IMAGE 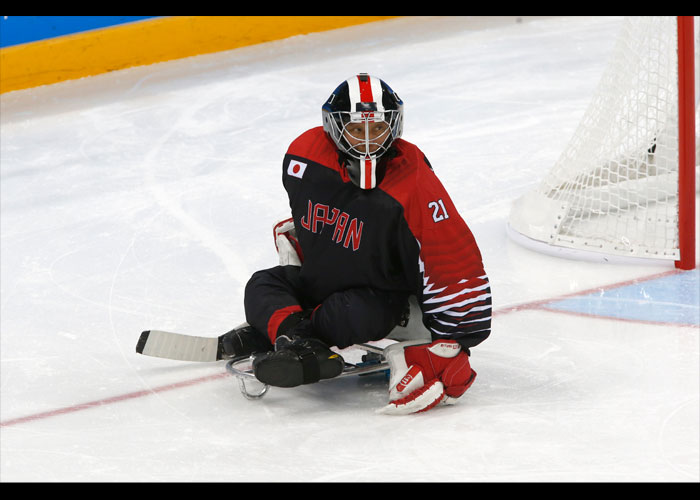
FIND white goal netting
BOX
[508,16,699,263]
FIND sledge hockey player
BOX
[221,74,492,414]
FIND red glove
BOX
[379,339,476,415]
[273,218,303,266]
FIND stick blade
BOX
[136,330,220,362]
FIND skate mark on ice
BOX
[141,94,249,282]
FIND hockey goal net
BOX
[508,16,698,269]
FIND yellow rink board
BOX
[0,16,398,93]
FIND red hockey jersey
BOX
[282,127,491,348]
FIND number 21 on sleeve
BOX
[428,199,449,222]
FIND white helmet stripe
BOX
[369,76,384,111]
[346,76,363,111]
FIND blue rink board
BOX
[0,16,159,48]
[544,269,700,326]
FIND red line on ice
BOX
[1,268,690,428]
[0,372,230,428]
[493,268,685,320]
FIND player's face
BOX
[342,120,390,155]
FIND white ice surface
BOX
[1,16,698,482]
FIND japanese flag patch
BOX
[287,160,307,179]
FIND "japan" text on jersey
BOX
[299,200,364,251]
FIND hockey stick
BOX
[136,327,396,364]
[135,329,228,362]
[137,328,392,400]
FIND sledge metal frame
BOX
[225,343,389,400]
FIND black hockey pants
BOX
[244,265,410,349]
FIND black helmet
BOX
[322,74,403,189]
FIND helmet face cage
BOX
[325,109,402,161]
[322,74,403,189]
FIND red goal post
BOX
[677,16,696,270]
